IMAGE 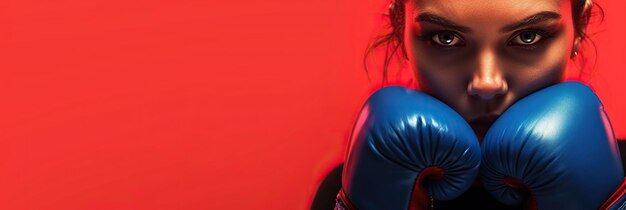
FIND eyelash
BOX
[418,31,466,49]
[508,29,555,50]
[419,29,555,50]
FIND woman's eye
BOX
[431,31,464,47]
[510,31,544,45]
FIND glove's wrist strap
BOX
[601,178,626,210]
[335,189,356,210]
[334,166,444,210]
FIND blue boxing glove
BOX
[335,86,481,210]
[481,81,626,210]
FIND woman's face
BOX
[403,0,580,140]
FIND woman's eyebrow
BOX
[500,11,561,33]
[415,11,562,33]
[415,12,471,33]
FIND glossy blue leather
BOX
[481,81,624,209]
[342,86,481,210]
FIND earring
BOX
[573,51,578,57]
[585,0,593,11]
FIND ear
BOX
[572,0,591,58]
[571,36,582,58]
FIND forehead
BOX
[412,0,566,23]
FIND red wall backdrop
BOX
[1,0,625,209]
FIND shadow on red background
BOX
[1,0,625,209]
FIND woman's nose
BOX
[467,50,508,100]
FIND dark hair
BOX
[363,0,605,85]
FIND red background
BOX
[1,0,625,209]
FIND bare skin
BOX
[402,0,581,140]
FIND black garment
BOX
[310,139,626,210]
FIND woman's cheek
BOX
[505,57,566,109]
[416,64,471,113]
[492,35,569,106]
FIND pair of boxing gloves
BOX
[335,81,626,210]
